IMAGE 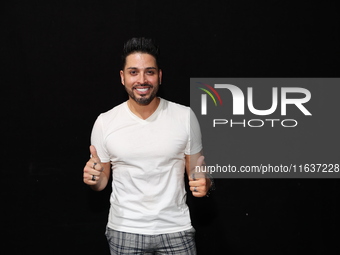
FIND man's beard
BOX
[125,84,159,105]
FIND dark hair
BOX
[122,37,160,69]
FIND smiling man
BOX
[120,50,161,119]
[83,37,212,254]
[122,53,159,106]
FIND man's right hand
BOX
[83,145,105,186]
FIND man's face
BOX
[120,52,162,105]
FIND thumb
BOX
[196,155,205,167]
[189,155,205,181]
[90,145,101,162]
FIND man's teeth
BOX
[136,88,149,92]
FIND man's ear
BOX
[120,70,125,85]
[159,69,162,85]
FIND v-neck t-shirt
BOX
[91,98,202,235]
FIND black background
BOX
[2,1,339,254]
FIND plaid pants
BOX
[105,227,197,255]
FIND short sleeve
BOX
[185,108,203,155]
[90,115,110,163]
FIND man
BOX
[83,37,212,254]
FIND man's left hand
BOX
[188,155,210,197]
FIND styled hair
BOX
[122,37,160,69]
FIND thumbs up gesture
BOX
[83,145,106,188]
[188,155,210,197]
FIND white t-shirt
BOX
[91,98,202,235]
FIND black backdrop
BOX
[2,1,339,254]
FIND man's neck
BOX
[127,97,160,120]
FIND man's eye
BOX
[130,71,137,75]
[146,70,155,75]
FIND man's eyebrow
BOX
[126,67,157,70]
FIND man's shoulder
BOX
[98,101,126,120]
[161,98,190,112]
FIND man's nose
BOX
[137,72,148,84]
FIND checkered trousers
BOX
[105,227,197,255]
